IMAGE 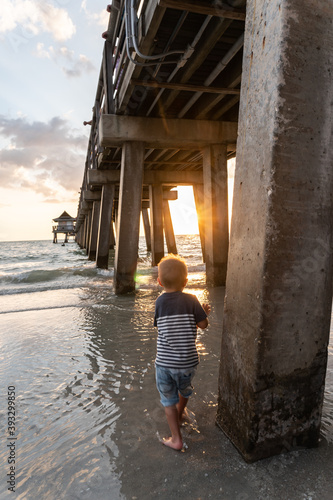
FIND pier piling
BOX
[96,184,115,268]
[88,200,101,261]
[216,0,333,461]
[150,183,165,267]
[114,141,144,294]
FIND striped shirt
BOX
[154,291,207,369]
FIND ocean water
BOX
[0,237,332,500]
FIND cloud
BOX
[80,0,109,28]
[0,115,87,198]
[0,0,76,41]
[36,43,96,77]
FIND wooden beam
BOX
[87,169,203,186]
[99,115,238,148]
[131,79,241,95]
[158,0,246,20]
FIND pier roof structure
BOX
[76,0,245,225]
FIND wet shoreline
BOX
[0,284,332,499]
[0,239,332,499]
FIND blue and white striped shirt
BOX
[154,291,207,369]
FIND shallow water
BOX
[0,238,332,499]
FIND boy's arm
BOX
[197,318,208,329]
[196,303,211,329]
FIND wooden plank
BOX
[131,79,241,94]
[158,0,246,20]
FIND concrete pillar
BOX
[82,219,87,249]
[142,207,151,251]
[216,0,333,462]
[114,141,144,294]
[163,199,177,254]
[96,184,115,268]
[193,184,206,262]
[85,210,92,254]
[79,226,84,248]
[109,220,115,250]
[149,183,164,266]
[203,144,229,285]
[88,201,100,261]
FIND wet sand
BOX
[114,288,333,500]
[1,282,332,499]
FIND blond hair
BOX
[158,254,187,290]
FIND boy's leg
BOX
[177,394,189,422]
[163,405,183,450]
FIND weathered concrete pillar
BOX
[82,218,87,250]
[163,199,177,254]
[96,184,115,268]
[114,141,144,294]
[216,0,333,462]
[193,184,206,262]
[203,144,229,285]
[78,226,84,248]
[88,200,100,261]
[85,210,92,254]
[109,220,115,250]
[142,207,151,252]
[149,183,164,266]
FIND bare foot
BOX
[162,437,183,450]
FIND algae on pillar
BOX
[216,0,333,461]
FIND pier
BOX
[76,1,333,462]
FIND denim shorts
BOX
[155,365,197,407]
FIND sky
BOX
[0,0,235,242]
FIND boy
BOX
[154,254,211,450]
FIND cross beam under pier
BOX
[99,115,237,149]
[87,169,203,186]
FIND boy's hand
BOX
[202,303,211,315]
